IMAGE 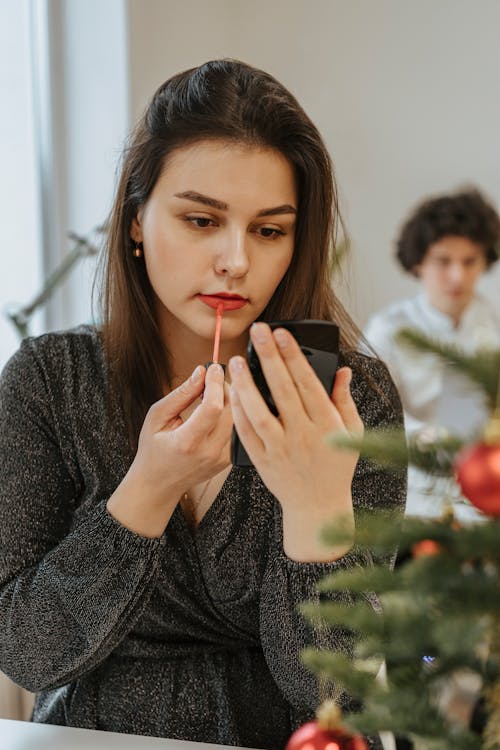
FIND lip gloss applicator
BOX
[205,302,225,371]
[212,302,223,364]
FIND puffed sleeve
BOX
[259,353,406,726]
[0,337,163,693]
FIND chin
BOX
[445,300,469,319]
[190,317,249,342]
[449,296,469,308]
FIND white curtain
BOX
[0,671,34,721]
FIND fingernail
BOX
[209,363,224,379]
[345,368,352,387]
[191,365,204,383]
[229,356,245,374]
[251,322,269,343]
[273,328,289,348]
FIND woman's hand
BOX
[107,363,232,537]
[229,323,364,562]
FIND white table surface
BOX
[0,719,245,750]
[0,718,397,750]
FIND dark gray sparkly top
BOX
[0,326,405,750]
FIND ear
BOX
[412,263,422,278]
[130,214,143,243]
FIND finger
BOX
[148,365,206,431]
[272,327,334,424]
[207,381,234,442]
[229,384,265,463]
[249,323,303,425]
[228,354,282,448]
[180,363,227,441]
[330,367,364,435]
[203,363,226,411]
[211,381,235,463]
[219,428,233,466]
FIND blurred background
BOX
[1,0,500,719]
[2,0,500,372]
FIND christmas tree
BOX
[294,329,500,750]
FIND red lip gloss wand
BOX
[206,302,224,370]
[212,302,224,364]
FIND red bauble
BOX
[412,539,442,557]
[455,442,500,516]
[285,721,368,750]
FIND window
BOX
[0,0,43,370]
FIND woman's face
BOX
[131,139,297,351]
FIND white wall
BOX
[127,0,500,327]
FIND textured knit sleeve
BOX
[259,354,406,723]
[0,337,163,693]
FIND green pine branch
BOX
[319,513,500,563]
[396,328,500,409]
[300,599,383,635]
[329,329,500,482]
[304,320,500,747]
[300,513,500,746]
[329,428,465,475]
[318,512,427,562]
[301,648,381,699]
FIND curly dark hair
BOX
[396,188,500,275]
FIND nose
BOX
[447,263,467,284]
[214,228,250,278]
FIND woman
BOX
[0,60,405,749]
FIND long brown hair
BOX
[98,59,363,447]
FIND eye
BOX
[256,226,286,240]
[184,216,216,229]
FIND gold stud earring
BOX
[133,241,143,258]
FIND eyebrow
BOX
[173,190,297,217]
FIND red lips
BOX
[197,293,248,311]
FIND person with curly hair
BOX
[365,187,500,519]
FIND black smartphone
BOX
[230,320,340,467]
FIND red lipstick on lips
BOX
[198,292,248,311]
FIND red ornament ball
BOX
[285,721,368,750]
[412,539,442,558]
[455,442,500,516]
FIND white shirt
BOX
[364,292,500,519]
